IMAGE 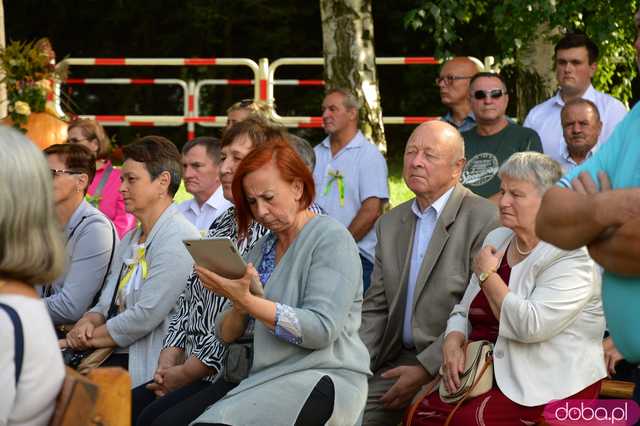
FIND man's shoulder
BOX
[456,189,498,222]
[506,122,540,138]
[378,199,413,228]
[524,95,559,123]
[592,88,627,111]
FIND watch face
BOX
[479,272,489,282]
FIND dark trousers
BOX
[132,378,237,426]
[194,375,335,426]
[360,254,373,294]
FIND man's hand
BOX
[379,364,431,409]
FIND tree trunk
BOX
[319,0,386,153]
[515,24,558,122]
[0,0,6,118]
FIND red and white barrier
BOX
[58,56,492,136]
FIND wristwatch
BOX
[477,270,495,285]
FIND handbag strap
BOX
[404,376,441,426]
[443,351,493,426]
[0,303,24,385]
[93,163,113,199]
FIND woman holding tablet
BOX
[193,139,370,426]
[63,136,199,388]
[131,118,278,426]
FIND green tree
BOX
[320,0,387,152]
[407,0,638,118]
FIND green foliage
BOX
[0,39,66,130]
[407,0,638,104]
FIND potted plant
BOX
[0,38,69,149]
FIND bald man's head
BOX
[403,121,466,204]
[438,57,480,109]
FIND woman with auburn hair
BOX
[0,127,66,425]
[42,144,117,329]
[67,118,136,238]
[132,118,285,426]
[193,139,370,426]
[63,135,199,387]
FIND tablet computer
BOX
[183,238,264,296]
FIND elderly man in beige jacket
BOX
[359,121,498,425]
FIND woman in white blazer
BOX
[409,152,606,426]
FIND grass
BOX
[174,157,414,209]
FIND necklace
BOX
[514,237,535,256]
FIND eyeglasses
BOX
[50,169,82,177]
[435,75,473,86]
[472,89,507,100]
[67,137,92,144]
[238,99,255,107]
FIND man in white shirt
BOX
[178,137,232,234]
[558,98,602,173]
[313,88,389,292]
[524,33,627,163]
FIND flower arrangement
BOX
[0,38,67,130]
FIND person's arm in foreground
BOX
[537,172,640,275]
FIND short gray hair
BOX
[498,152,562,195]
[326,88,361,111]
[0,127,65,285]
[287,134,316,171]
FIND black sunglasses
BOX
[473,89,506,100]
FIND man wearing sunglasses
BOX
[437,57,481,133]
[523,33,627,164]
[461,72,543,202]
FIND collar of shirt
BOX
[186,185,228,215]
[441,111,476,128]
[553,84,597,107]
[320,130,366,152]
[66,200,91,235]
[410,186,454,221]
[560,143,596,166]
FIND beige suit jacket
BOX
[360,183,498,375]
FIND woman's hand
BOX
[473,245,503,277]
[196,263,259,307]
[154,365,192,392]
[66,320,96,350]
[442,332,466,393]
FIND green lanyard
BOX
[323,169,345,207]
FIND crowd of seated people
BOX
[3,20,640,425]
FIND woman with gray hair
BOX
[407,152,606,425]
[0,127,66,425]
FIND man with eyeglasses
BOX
[461,72,542,202]
[524,33,627,164]
[437,57,481,133]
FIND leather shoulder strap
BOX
[0,303,24,384]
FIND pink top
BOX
[88,160,136,238]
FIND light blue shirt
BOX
[313,130,389,262]
[558,102,640,362]
[441,111,476,133]
[403,187,454,347]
